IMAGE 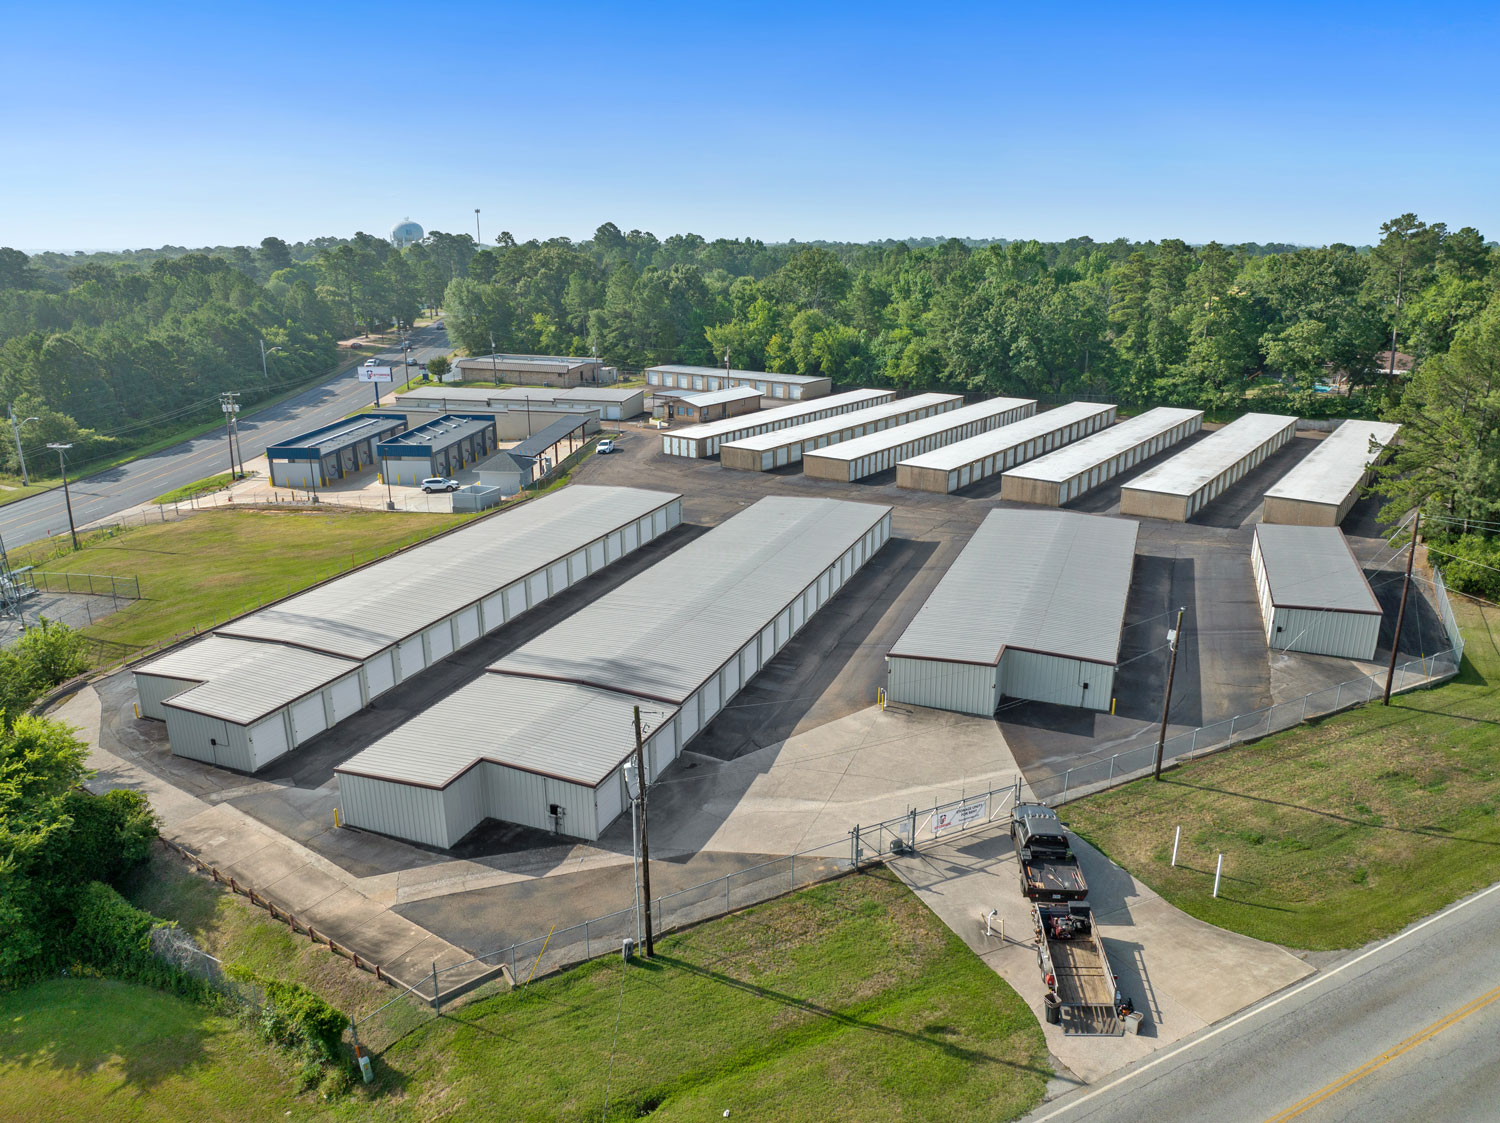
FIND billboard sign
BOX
[931,797,987,836]
[357,366,394,383]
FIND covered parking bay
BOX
[1251,524,1383,660]
[802,396,1036,482]
[1120,413,1297,522]
[1000,406,1203,506]
[897,401,1117,494]
[720,393,960,472]
[138,486,683,770]
[886,509,1139,715]
[336,495,894,848]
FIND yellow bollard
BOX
[133,702,140,718]
[1110,697,1117,715]
[334,807,342,828]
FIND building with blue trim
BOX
[377,414,498,485]
[266,414,409,489]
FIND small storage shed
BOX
[886,509,1139,714]
[661,389,895,458]
[377,414,497,485]
[266,414,408,488]
[1120,413,1297,521]
[668,386,762,424]
[803,397,1037,482]
[719,393,961,472]
[1251,524,1382,660]
[897,402,1117,494]
[1261,420,1402,526]
[1000,407,1203,506]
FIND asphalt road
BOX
[1022,880,1500,1123]
[0,323,451,548]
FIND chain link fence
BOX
[22,570,141,598]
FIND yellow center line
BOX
[1265,983,1500,1122]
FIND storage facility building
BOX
[266,414,408,488]
[138,486,684,770]
[336,496,893,848]
[451,354,607,386]
[896,402,1116,494]
[720,393,961,472]
[376,415,497,485]
[803,397,1036,482]
[664,386,762,424]
[661,389,896,458]
[1000,407,1203,506]
[1251,524,1382,660]
[1119,413,1298,522]
[1261,420,1401,526]
[645,364,831,402]
[886,509,1139,715]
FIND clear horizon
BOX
[6,0,1497,251]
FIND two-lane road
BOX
[1024,881,1500,1123]
[1,323,451,548]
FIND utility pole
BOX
[47,444,78,550]
[219,393,242,478]
[259,339,280,381]
[489,333,499,385]
[632,706,655,957]
[474,208,482,246]
[8,407,38,485]
[1383,510,1420,705]
[1153,607,1186,781]
[723,346,731,390]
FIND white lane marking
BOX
[1026,880,1500,1122]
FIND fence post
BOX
[1108,754,1115,781]
[725,876,731,914]
[431,962,440,1013]
[1171,826,1180,867]
[1212,854,1223,898]
[1301,694,1309,722]
[1061,770,1070,800]
[585,920,590,960]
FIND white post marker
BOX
[1213,853,1223,898]
[1171,825,1181,867]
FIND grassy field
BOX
[117,855,1048,1122]
[14,507,465,656]
[151,472,236,505]
[1063,597,1500,950]
[0,479,53,507]
[0,978,340,1123]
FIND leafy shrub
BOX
[1428,532,1500,600]
[227,965,350,1061]
[0,619,90,721]
[68,881,210,1001]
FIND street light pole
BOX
[489,333,499,385]
[47,444,78,550]
[259,339,281,381]
[474,208,482,246]
[8,407,39,485]
[1383,510,1421,705]
[1153,607,1186,781]
[632,705,655,957]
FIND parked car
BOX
[596,440,616,454]
[421,477,460,493]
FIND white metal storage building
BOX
[999,407,1203,506]
[802,397,1036,482]
[138,486,683,770]
[1120,413,1297,522]
[336,496,893,848]
[645,365,832,401]
[1261,420,1401,526]
[720,393,961,472]
[1251,524,1382,660]
[886,509,1139,715]
[896,402,1117,494]
[661,389,895,458]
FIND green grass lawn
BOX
[121,855,1047,1122]
[14,507,464,657]
[0,479,53,508]
[151,472,237,505]
[1062,596,1500,951]
[0,978,341,1123]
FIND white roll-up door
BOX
[527,571,548,604]
[426,621,454,661]
[504,582,528,618]
[290,694,328,745]
[397,636,426,680]
[454,606,481,649]
[329,673,364,723]
[548,560,569,592]
[624,522,639,551]
[482,590,507,630]
[365,650,395,698]
[248,713,290,769]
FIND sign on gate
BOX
[932,797,987,836]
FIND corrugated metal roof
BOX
[897,402,1112,471]
[1124,413,1297,497]
[494,496,893,703]
[144,636,358,724]
[1263,420,1401,506]
[557,387,645,403]
[810,397,1036,464]
[668,389,894,443]
[1002,407,1203,481]
[721,393,959,453]
[394,387,499,406]
[680,386,762,407]
[335,675,645,787]
[1254,525,1382,613]
[648,365,827,384]
[266,413,407,456]
[216,485,680,659]
[512,417,592,458]
[889,509,1139,666]
[378,415,494,452]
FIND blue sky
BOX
[6,1,1498,250]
